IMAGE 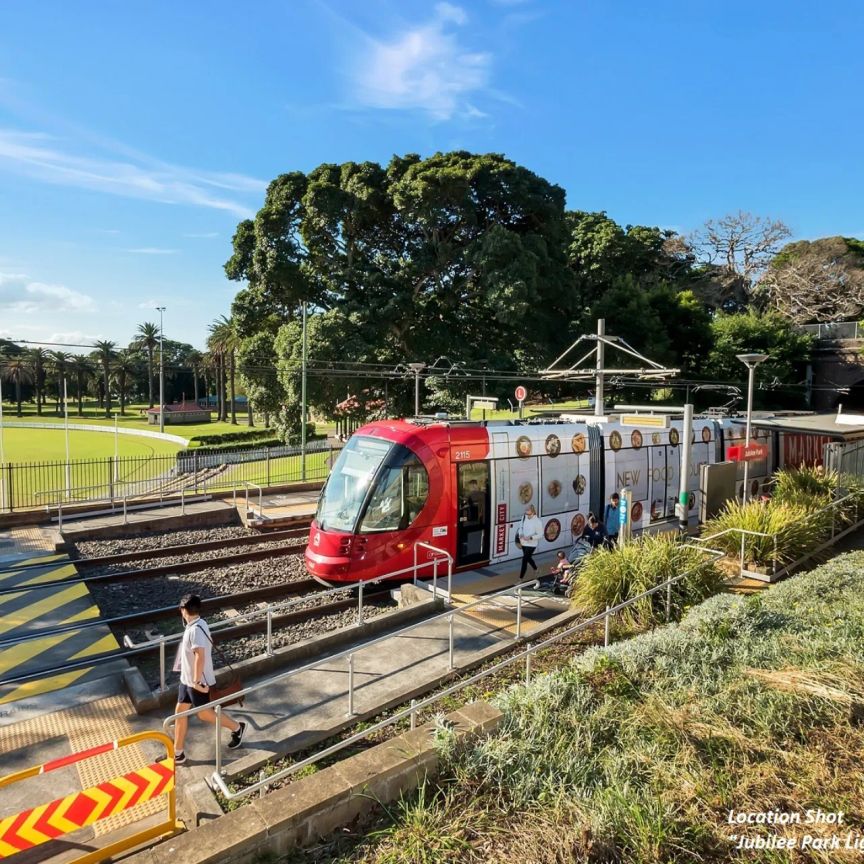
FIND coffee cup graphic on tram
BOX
[304,414,782,585]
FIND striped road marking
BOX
[0,555,122,706]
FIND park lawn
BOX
[468,398,591,420]
[1,401,252,438]
[1,426,183,463]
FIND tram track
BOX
[0,539,309,596]
[71,526,310,568]
[0,585,395,687]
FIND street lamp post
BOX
[301,301,307,480]
[156,307,166,434]
[408,363,426,417]
[736,352,768,503]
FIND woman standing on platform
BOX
[518,504,543,579]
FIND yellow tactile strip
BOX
[5,527,59,557]
[450,594,542,636]
[0,694,166,837]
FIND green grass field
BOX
[1,401,253,438]
[0,426,182,463]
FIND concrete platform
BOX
[58,499,238,542]
[241,490,319,528]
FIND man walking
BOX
[603,493,621,547]
[172,593,246,764]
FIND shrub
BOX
[569,533,724,626]
[189,429,282,447]
[702,498,831,570]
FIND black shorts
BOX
[177,682,211,708]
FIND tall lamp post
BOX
[156,306,166,434]
[736,352,768,502]
[408,363,426,417]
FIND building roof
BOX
[147,401,212,415]
[731,411,864,440]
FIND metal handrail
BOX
[210,554,719,802]
[412,542,453,599]
[162,577,541,776]
[244,481,263,516]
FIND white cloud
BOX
[353,4,491,120]
[126,247,179,255]
[0,274,94,315]
[136,299,167,310]
[0,129,265,218]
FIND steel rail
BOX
[0,588,393,687]
[0,578,322,648]
[72,526,310,568]
[0,542,307,596]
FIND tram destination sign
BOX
[727,443,768,462]
[620,414,668,429]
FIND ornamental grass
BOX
[569,532,724,626]
[702,498,830,571]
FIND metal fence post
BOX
[5,465,12,512]
[214,704,223,776]
[193,450,199,494]
[159,637,166,692]
[432,559,439,600]
[448,613,454,670]
[346,653,355,717]
[604,605,611,647]
[108,456,115,504]
[357,581,365,626]
[266,609,273,656]
[525,644,532,683]
[739,532,746,574]
[266,449,271,487]
[515,587,523,640]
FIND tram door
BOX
[456,462,491,566]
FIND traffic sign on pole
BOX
[514,385,527,402]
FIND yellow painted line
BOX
[0,630,78,676]
[68,632,119,661]
[19,564,78,586]
[15,554,66,567]
[0,582,92,637]
[0,666,91,705]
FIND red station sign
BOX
[727,443,768,462]
[514,385,527,402]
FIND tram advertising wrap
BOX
[306,414,793,585]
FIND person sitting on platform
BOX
[581,513,608,549]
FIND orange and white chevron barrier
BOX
[0,731,182,862]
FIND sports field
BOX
[0,426,183,463]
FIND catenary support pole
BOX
[678,402,693,532]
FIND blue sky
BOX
[0,0,861,350]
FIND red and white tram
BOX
[304,414,782,584]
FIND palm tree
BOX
[208,316,239,424]
[187,350,203,405]
[93,340,117,417]
[1,355,35,416]
[28,348,47,415]
[134,322,160,408]
[49,351,70,413]
[70,356,92,416]
[112,350,137,415]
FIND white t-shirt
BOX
[520,515,543,548]
[179,618,216,686]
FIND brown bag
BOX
[210,677,245,708]
[196,623,246,708]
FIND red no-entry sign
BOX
[515,385,527,402]
[727,443,767,462]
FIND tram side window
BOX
[359,457,429,533]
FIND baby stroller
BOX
[541,537,593,597]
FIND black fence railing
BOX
[0,440,334,512]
